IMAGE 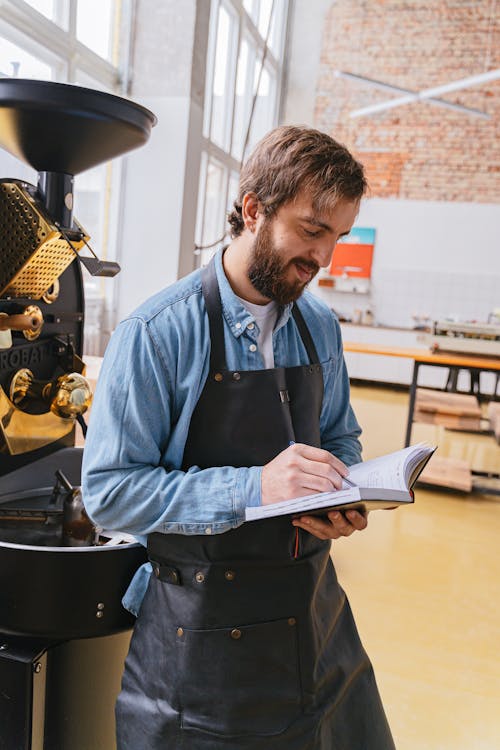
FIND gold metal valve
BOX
[9,368,92,418]
[49,372,92,419]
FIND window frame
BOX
[195,0,289,267]
[0,0,133,354]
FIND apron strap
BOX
[202,254,321,369]
[202,256,227,371]
[291,303,320,364]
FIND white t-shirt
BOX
[237,296,279,369]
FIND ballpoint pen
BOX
[288,441,357,488]
[342,475,357,488]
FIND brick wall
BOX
[315,0,500,203]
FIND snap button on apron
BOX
[195,572,205,583]
[288,617,296,626]
[232,372,241,381]
[224,570,235,581]
[214,373,223,382]
[230,628,242,640]
[177,627,184,637]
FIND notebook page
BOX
[347,445,423,491]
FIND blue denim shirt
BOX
[82,251,362,614]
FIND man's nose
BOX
[311,240,337,269]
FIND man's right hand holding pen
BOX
[261,442,368,541]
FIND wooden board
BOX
[414,388,482,430]
[488,402,500,444]
[418,455,472,492]
[414,409,482,431]
[415,388,481,417]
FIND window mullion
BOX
[71,43,120,87]
[202,137,241,174]
[0,3,73,58]
[225,2,241,154]
[203,0,220,139]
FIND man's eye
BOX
[303,228,320,238]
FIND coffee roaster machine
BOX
[0,79,156,749]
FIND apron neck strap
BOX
[202,255,227,371]
[291,304,320,364]
[201,255,320,370]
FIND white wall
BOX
[114,95,191,321]
[113,0,209,324]
[313,198,500,327]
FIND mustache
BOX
[291,258,320,275]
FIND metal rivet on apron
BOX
[309,366,314,373]
[214,373,223,382]
[195,572,205,583]
[288,617,296,626]
[224,570,235,581]
[230,628,242,640]
[232,372,241,381]
[177,627,184,637]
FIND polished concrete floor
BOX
[333,384,500,750]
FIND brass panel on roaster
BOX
[0,385,75,454]
[0,182,88,298]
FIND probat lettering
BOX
[0,341,54,371]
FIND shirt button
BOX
[249,344,257,352]
[205,527,212,535]
[247,322,255,330]
[235,322,241,329]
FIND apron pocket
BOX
[176,616,302,737]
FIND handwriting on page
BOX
[348,454,407,491]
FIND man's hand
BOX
[261,443,349,504]
[261,443,368,541]
[292,509,368,540]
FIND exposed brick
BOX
[314,0,500,203]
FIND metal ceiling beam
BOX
[334,69,499,120]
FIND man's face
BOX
[247,193,360,305]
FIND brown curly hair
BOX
[227,126,367,238]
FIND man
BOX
[82,126,395,749]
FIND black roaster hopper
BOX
[0,80,155,640]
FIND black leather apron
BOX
[116,259,395,750]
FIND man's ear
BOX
[241,193,261,232]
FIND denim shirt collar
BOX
[213,249,293,338]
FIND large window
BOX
[0,0,130,354]
[195,0,288,267]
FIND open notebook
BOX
[245,443,436,522]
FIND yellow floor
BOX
[333,384,500,750]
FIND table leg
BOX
[405,361,420,446]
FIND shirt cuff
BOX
[234,466,262,521]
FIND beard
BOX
[247,220,319,305]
